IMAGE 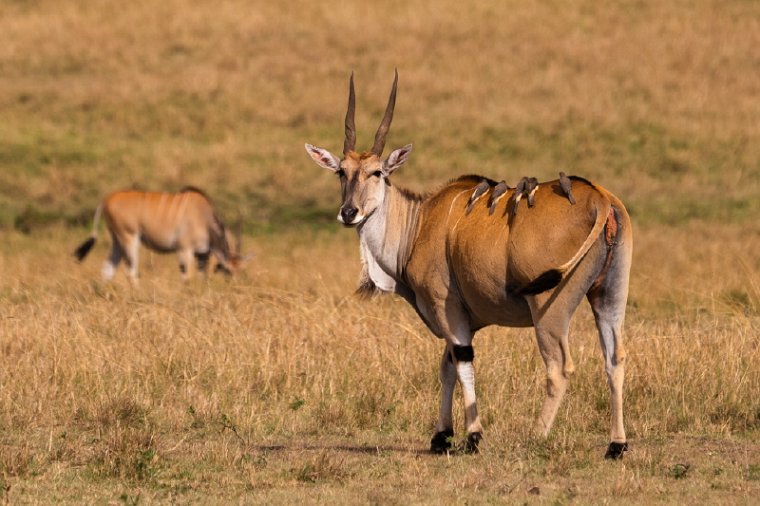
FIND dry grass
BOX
[1,0,759,503]
[1,226,759,503]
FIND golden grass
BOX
[1,226,759,503]
[1,0,759,502]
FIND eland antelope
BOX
[305,72,632,459]
[74,187,246,282]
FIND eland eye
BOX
[372,170,383,178]
[336,169,346,178]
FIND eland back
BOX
[305,72,633,459]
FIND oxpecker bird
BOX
[466,179,491,214]
[525,177,539,207]
[489,180,511,215]
[559,172,576,205]
[511,177,527,216]
[512,176,539,215]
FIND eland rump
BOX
[74,187,246,282]
[305,72,633,459]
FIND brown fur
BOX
[403,176,616,328]
[74,189,244,282]
[306,73,632,456]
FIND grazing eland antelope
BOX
[304,72,632,459]
[74,187,246,282]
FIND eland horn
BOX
[371,70,398,156]
[343,72,357,155]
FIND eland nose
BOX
[340,206,358,223]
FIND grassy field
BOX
[1,0,759,503]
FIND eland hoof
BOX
[464,432,482,454]
[430,430,454,454]
[604,441,628,460]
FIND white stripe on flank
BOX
[448,189,472,231]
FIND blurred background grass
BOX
[1,0,758,233]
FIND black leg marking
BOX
[604,441,628,460]
[430,429,454,454]
[195,251,210,272]
[464,432,482,454]
[452,345,474,362]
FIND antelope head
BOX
[305,71,413,227]
[215,218,253,275]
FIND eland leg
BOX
[452,343,483,453]
[425,303,483,453]
[101,234,124,281]
[531,321,572,437]
[195,251,211,277]
[177,248,194,281]
[588,246,631,459]
[526,279,588,439]
[430,344,457,454]
[123,235,140,285]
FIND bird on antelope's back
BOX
[559,171,577,205]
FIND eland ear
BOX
[305,144,341,172]
[383,144,413,175]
